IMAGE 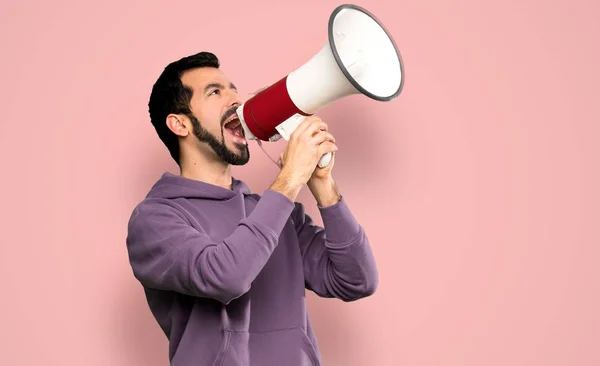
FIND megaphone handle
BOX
[317,151,333,168]
[276,114,333,168]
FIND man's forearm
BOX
[307,177,342,207]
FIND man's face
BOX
[181,67,249,165]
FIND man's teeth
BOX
[225,117,240,128]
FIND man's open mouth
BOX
[223,114,246,141]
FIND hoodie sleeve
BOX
[126,190,295,305]
[294,197,379,302]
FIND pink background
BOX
[1,0,599,365]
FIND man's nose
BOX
[225,89,242,108]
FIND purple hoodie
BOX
[126,172,378,365]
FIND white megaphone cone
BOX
[236,3,404,168]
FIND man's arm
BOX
[295,178,379,301]
[126,189,294,305]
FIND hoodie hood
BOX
[146,172,251,201]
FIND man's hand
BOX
[270,116,337,202]
[303,118,341,207]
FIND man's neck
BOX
[179,151,233,190]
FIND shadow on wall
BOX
[116,142,174,366]
[306,292,372,366]
[320,97,398,186]
[112,281,168,366]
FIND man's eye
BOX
[210,90,220,96]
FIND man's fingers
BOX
[292,116,327,140]
[304,120,328,139]
[318,142,338,156]
[311,130,335,145]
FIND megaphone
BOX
[236,3,404,168]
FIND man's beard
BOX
[189,112,250,166]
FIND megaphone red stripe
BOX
[241,76,311,141]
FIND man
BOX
[126,51,379,366]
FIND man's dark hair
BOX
[148,52,220,164]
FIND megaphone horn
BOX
[236,3,405,168]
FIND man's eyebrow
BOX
[203,83,223,93]
[203,82,238,93]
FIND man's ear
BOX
[166,114,190,137]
